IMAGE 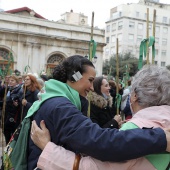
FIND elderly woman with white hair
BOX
[31,65,170,170]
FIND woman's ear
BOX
[131,92,138,103]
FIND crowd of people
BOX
[1,55,170,170]
[0,73,48,144]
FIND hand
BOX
[164,128,170,152]
[114,115,122,125]
[22,99,27,106]
[13,101,18,107]
[31,120,51,150]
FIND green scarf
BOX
[26,79,81,118]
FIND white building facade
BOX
[0,7,105,76]
[104,0,170,67]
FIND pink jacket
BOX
[37,105,170,170]
[37,142,156,170]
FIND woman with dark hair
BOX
[28,55,170,170]
[20,74,41,119]
[90,76,121,129]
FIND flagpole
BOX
[116,38,119,115]
[87,12,94,118]
[146,8,149,64]
[89,12,94,62]
[21,62,30,122]
[152,9,156,64]
[1,39,14,155]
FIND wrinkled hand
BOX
[22,99,27,106]
[164,128,170,152]
[31,120,51,150]
[114,114,122,125]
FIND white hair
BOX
[131,65,170,107]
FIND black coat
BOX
[90,92,118,129]
[4,85,22,131]
[20,89,39,119]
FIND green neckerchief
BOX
[138,36,155,70]
[26,79,81,118]
[121,122,170,170]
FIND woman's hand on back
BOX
[31,120,51,150]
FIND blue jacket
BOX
[28,97,166,170]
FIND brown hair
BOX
[93,76,104,96]
[108,80,116,88]
[24,74,41,91]
[9,75,19,84]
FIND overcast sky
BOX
[0,0,169,28]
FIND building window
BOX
[111,47,115,55]
[162,39,167,45]
[137,35,143,42]
[106,25,110,32]
[129,21,135,28]
[47,54,65,73]
[155,49,158,55]
[111,35,116,43]
[163,17,167,23]
[156,26,160,32]
[128,34,134,41]
[149,24,152,30]
[144,13,147,19]
[155,37,159,44]
[118,33,122,42]
[138,23,143,30]
[118,21,123,30]
[112,23,116,31]
[161,62,166,67]
[136,12,139,17]
[163,27,168,34]
[106,37,110,43]
[128,46,133,53]
[0,48,13,71]
[105,48,109,56]
[161,50,166,56]
[155,61,157,65]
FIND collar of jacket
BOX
[89,91,112,109]
[25,79,81,118]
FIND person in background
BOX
[2,75,22,144]
[90,76,121,129]
[40,74,49,82]
[18,76,23,85]
[20,74,41,120]
[121,80,132,120]
[27,55,170,170]
[31,65,170,170]
[109,79,123,115]
[36,78,45,89]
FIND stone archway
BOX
[46,53,65,74]
[0,48,14,77]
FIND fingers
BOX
[31,120,39,135]
[40,120,47,131]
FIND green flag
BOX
[89,40,97,60]
[138,36,155,70]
